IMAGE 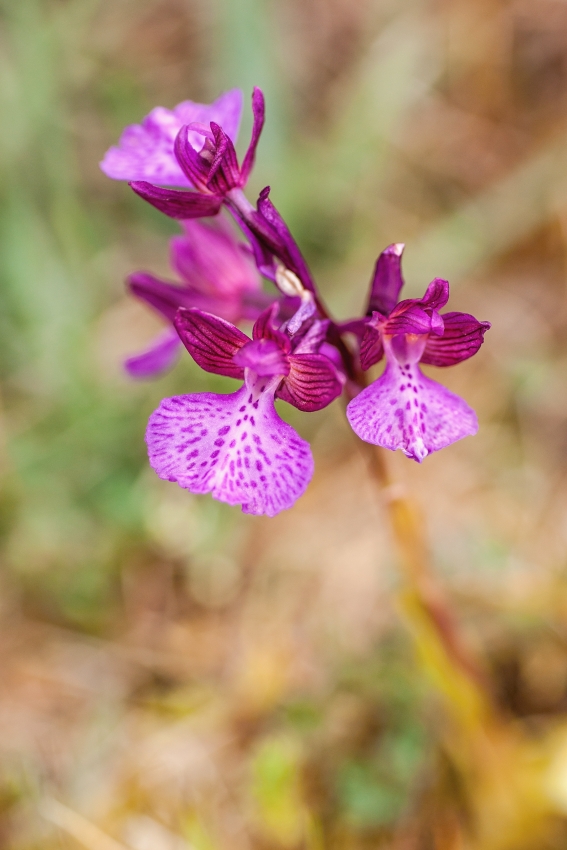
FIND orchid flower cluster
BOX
[101,88,490,517]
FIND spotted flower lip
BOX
[347,244,490,462]
[124,218,273,380]
[145,304,342,516]
[146,378,314,517]
[129,88,265,219]
[100,89,243,187]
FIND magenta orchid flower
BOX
[125,218,273,379]
[102,85,492,515]
[100,89,243,188]
[129,88,265,221]
[346,244,490,462]
[115,89,321,312]
[146,305,343,516]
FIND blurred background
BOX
[2,0,567,847]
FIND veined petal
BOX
[174,308,248,378]
[173,126,212,190]
[124,328,181,379]
[347,358,477,462]
[388,279,449,336]
[207,124,242,194]
[419,278,450,311]
[129,182,222,219]
[240,87,265,184]
[360,322,384,370]
[100,89,243,186]
[255,188,317,293]
[146,384,314,516]
[380,302,432,336]
[367,243,405,315]
[421,312,491,367]
[252,303,291,352]
[278,353,344,412]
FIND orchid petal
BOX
[128,272,193,322]
[252,303,291,352]
[100,89,243,186]
[360,322,384,370]
[124,327,181,379]
[387,279,449,335]
[173,126,212,190]
[207,124,242,193]
[366,243,405,315]
[174,308,248,378]
[200,88,243,146]
[146,383,313,516]
[381,305,436,337]
[292,319,330,354]
[240,87,265,184]
[286,296,316,335]
[234,339,290,377]
[278,353,344,412]
[255,187,317,293]
[347,359,477,462]
[129,182,222,219]
[170,219,261,297]
[128,270,265,326]
[421,313,491,367]
[238,219,278,281]
[419,278,450,311]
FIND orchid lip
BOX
[245,370,285,401]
